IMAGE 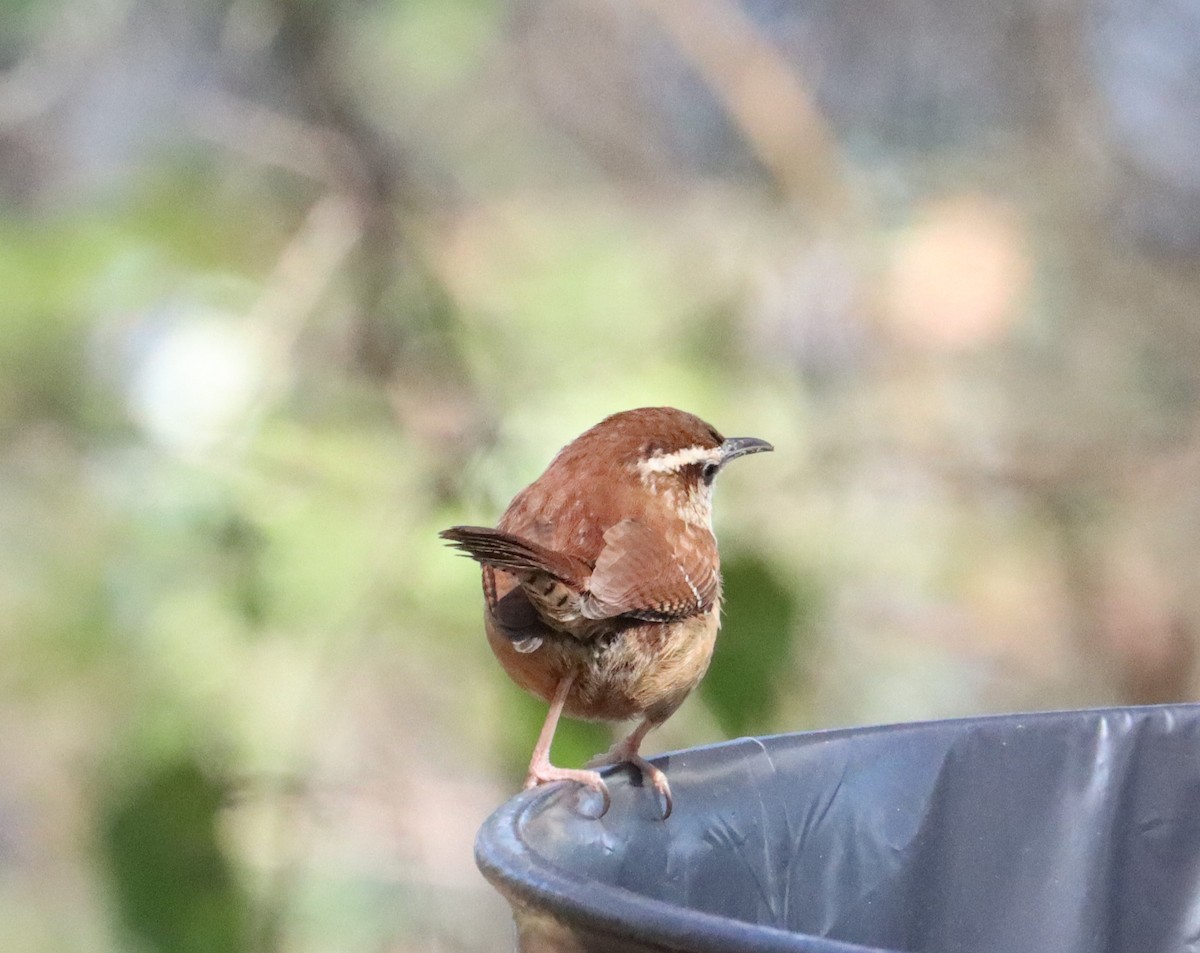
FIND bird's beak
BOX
[719,436,774,464]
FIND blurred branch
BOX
[634,0,850,218]
[264,0,473,384]
[229,192,362,454]
[246,192,363,341]
[184,89,350,185]
[880,418,1200,498]
[0,1,129,129]
[842,423,1200,705]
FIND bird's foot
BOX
[587,745,673,819]
[523,764,611,817]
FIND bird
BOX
[440,407,772,817]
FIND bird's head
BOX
[556,407,773,530]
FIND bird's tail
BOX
[439,526,589,588]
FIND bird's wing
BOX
[581,518,718,621]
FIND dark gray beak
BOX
[719,436,774,464]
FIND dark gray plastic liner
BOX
[476,704,1200,952]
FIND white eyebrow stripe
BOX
[637,445,722,475]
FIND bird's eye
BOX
[701,461,719,485]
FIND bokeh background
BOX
[4,0,1200,949]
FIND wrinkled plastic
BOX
[476,705,1200,952]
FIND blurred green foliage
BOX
[702,552,818,738]
[101,759,249,953]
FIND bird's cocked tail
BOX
[439,525,595,635]
[439,526,588,584]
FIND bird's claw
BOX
[587,750,673,819]
[523,765,612,817]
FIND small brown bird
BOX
[441,407,772,817]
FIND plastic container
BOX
[475,704,1200,952]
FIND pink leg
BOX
[524,674,611,815]
[588,718,672,818]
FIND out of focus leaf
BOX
[100,757,250,953]
[211,509,269,628]
[701,552,818,737]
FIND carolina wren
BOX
[441,407,772,817]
